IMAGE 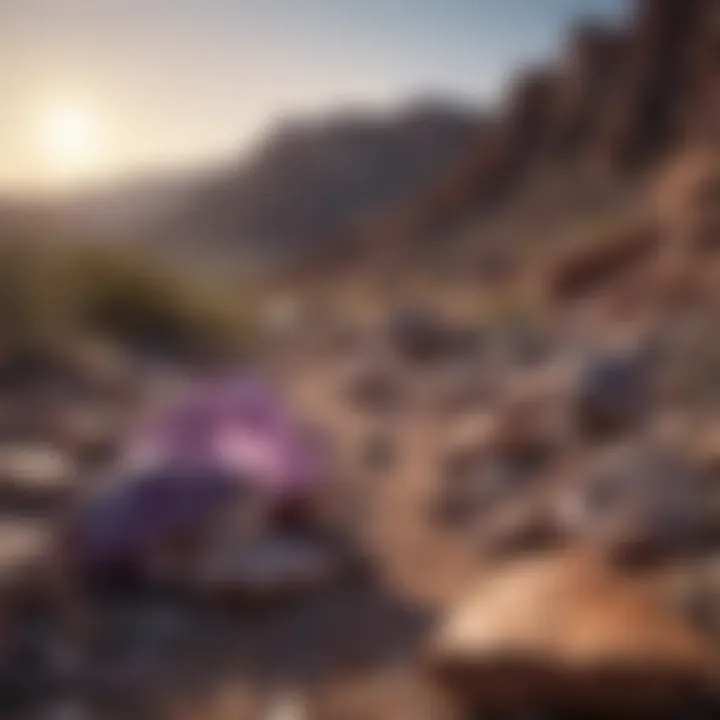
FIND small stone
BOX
[434,459,516,528]
[440,413,496,484]
[427,365,492,417]
[388,309,480,363]
[341,355,403,413]
[663,559,720,641]
[0,444,74,501]
[195,534,339,603]
[574,341,659,440]
[477,492,564,557]
[359,429,396,473]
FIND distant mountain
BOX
[155,100,482,266]
[13,0,714,280]
[0,171,207,248]
[0,100,481,269]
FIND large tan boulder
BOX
[428,553,718,715]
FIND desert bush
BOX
[62,245,252,362]
[0,237,254,373]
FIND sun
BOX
[38,101,105,184]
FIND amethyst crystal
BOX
[69,376,330,574]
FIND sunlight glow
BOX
[38,101,105,184]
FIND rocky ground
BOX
[1,148,720,720]
[0,278,718,719]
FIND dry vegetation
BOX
[0,237,255,373]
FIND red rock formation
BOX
[361,0,720,265]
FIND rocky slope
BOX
[353,0,720,274]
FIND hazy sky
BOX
[0,0,628,192]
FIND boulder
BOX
[435,396,561,530]
[488,388,563,474]
[426,363,493,417]
[556,445,713,563]
[0,445,74,507]
[341,355,403,413]
[690,423,720,476]
[442,379,564,484]
[0,521,53,587]
[388,309,479,363]
[428,553,718,715]
[662,558,720,643]
[476,491,566,557]
[440,413,496,484]
[48,405,124,469]
[434,457,518,529]
[494,322,557,370]
[574,342,658,439]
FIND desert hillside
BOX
[352,0,720,278]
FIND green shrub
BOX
[0,238,254,370]
[63,245,251,362]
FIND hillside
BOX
[354,0,720,276]
[158,100,481,266]
[4,0,719,281]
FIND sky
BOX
[0,0,629,193]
